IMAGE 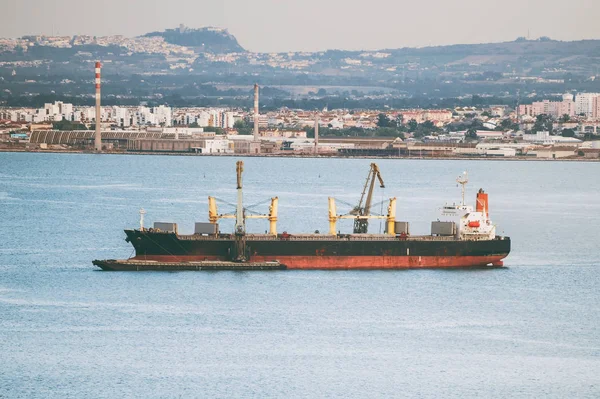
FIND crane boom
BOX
[353,163,385,233]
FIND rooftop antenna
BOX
[456,171,468,206]
[139,208,146,230]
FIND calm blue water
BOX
[1,153,599,398]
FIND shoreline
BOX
[0,148,598,162]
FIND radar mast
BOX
[139,208,146,231]
[456,171,468,206]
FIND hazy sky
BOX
[2,0,600,52]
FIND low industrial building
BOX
[580,149,600,159]
[29,130,174,149]
[532,146,576,159]
[522,131,582,146]
[127,138,207,153]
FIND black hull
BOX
[106,230,511,269]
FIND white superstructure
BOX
[438,172,496,241]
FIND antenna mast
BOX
[235,161,245,234]
[139,208,146,231]
[456,171,468,206]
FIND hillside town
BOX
[3,27,600,114]
[0,30,402,74]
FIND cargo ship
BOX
[93,162,510,271]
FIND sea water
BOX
[1,153,599,398]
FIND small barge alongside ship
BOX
[93,162,510,271]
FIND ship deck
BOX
[169,233,506,242]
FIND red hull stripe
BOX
[131,255,507,269]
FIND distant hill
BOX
[383,38,600,60]
[144,26,245,53]
[2,30,600,109]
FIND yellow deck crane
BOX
[208,161,279,261]
[327,163,396,236]
[352,163,385,234]
[208,161,279,236]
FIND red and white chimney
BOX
[94,62,102,152]
[253,83,259,141]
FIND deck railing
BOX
[175,233,460,242]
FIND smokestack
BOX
[253,83,259,140]
[314,113,319,154]
[94,62,101,152]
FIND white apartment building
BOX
[221,111,235,129]
[519,94,575,118]
[174,113,198,125]
[112,106,131,127]
[575,93,600,117]
[152,105,172,127]
[25,101,76,122]
[0,109,33,122]
[134,107,157,126]
[75,107,99,123]
[197,111,212,127]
